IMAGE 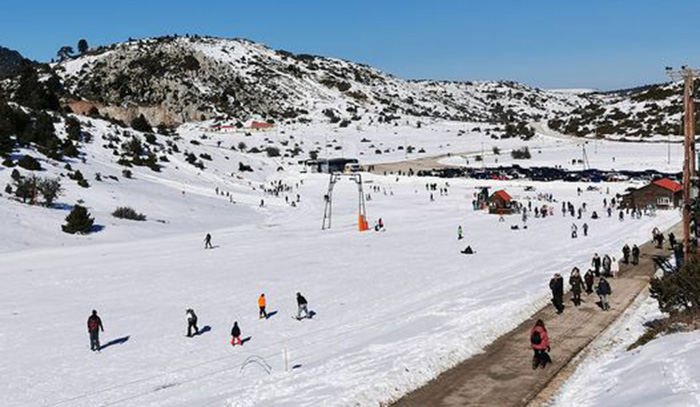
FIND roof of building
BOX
[491,190,511,202]
[652,178,682,193]
[251,122,275,128]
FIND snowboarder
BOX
[622,244,631,264]
[602,254,612,276]
[631,245,640,265]
[569,268,584,306]
[296,292,309,319]
[204,233,213,249]
[258,294,267,319]
[230,322,242,346]
[571,223,578,239]
[596,277,612,311]
[530,319,551,369]
[460,245,475,255]
[582,223,589,237]
[186,308,199,337]
[591,253,601,276]
[549,273,564,314]
[458,225,464,240]
[584,269,595,294]
[87,310,104,351]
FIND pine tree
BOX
[77,39,89,55]
[62,205,94,234]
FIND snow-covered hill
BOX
[52,36,590,127]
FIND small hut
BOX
[488,189,515,214]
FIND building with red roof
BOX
[487,189,516,214]
[621,178,682,209]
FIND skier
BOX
[582,223,589,237]
[602,254,612,276]
[571,223,578,239]
[230,321,242,346]
[296,292,309,319]
[619,210,624,221]
[622,244,631,264]
[597,277,612,311]
[204,233,213,249]
[631,245,640,265]
[458,225,464,240]
[258,294,267,319]
[87,310,104,351]
[607,207,612,217]
[186,308,199,337]
[530,319,551,369]
[549,273,564,314]
[591,253,601,276]
[569,268,584,306]
[584,269,595,294]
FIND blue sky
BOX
[2,0,699,90]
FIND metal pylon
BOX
[321,172,367,230]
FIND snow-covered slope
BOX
[53,36,590,127]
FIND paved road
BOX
[393,224,680,407]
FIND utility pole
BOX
[666,66,699,261]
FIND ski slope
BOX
[0,172,679,407]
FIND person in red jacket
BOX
[87,310,104,351]
[530,319,551,369]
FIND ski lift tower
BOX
[321,172,369,231]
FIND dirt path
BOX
[393,224,680,407]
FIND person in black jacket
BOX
[549,274,564,314]
[186,309,199,337]
[597,278,612,311]
[622,244,631,264]
[631,245,640,265]
[87,310,104,351]
[230,322,242,346]
[296,292,309,319]
[591,253,601,275]
[204,233,213,249]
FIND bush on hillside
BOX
[18,155,42,171]
[511,147,531,160]
[112,206,146,221]
[62,205,94,234]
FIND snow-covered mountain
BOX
[52,36,590,127]
[547,81,690,140]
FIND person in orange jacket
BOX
[258,293,267,319]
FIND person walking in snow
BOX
[602,254,612,276]
[87,310,104,351]
[186,308,199,337]
[632,245,640,265]
[230,322,242,346]
[611,257,620,279]
[582,223,589,237]
[591,253,601,276]
[296,292,309,319]
[584,269,595,294]
[530,319,551,369]
[669,232,677,249]
[596,277,612,311]
[622,244,631,264]
[458,225,464,240]
[549,273,564,314]
[571,223,578,239]
[258,294,268,319]
[655,232,665,249]
[569,268,584,306]
[204,233,213,249]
